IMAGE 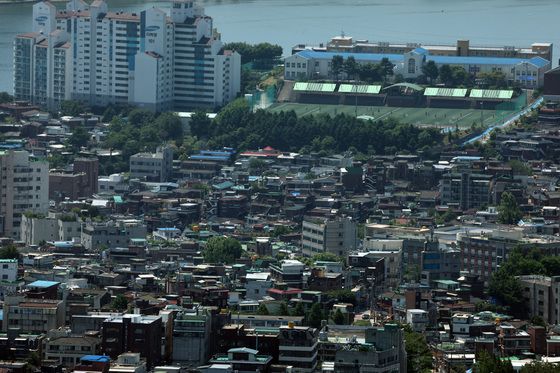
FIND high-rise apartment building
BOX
[0,150,49,239]
[14,0,241,111]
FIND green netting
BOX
[294,82,336,92]
[338,84,382,94]
[424,87,467,97]
[495,91,526,113]
[247,85,277,111]
[469,89,513,99]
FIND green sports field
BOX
[268,103,516,131]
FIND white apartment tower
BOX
[0,151,49,239]
[14,0,241,111]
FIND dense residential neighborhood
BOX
[1,0,560,373]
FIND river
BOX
[0,0,559,94]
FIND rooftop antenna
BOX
[341,29,345,38]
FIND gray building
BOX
[332,325,407,373]
[440,172,493,211]
[130,146,173,182]
[302,217,357,257]
[278,325,318,373]
[81,219,147,251]
[172,305,211,367]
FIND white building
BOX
[245,272,272,301]
[0,150,49,239]
[406,309,429,332]
[98,174,129,195]
[14,0,241,111]
[301,217,357,257]
[284,49,551,88]
[20,213,82,246]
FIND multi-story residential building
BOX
[101,314,162,368]
[301,217,357,257]
[269,260,305,288]
[14,0,241,111]
[330,325,407,373]
[130,146,173,182]
[208,347,273,372]
[519,275,560,326]
[440,172,493,210]
[42,328,101,367]
[0,259,19,300]
[458,228,560,283]
[20,213,81,246]
[245,272,272,301]
[2,296,65,333]
[278,325,319,373]
[0,150,49,239]
[81,219,147,250]
[172,305,212,367]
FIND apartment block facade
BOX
[301,217,357,257]
[14,0,241,111]
[0,150,49,239]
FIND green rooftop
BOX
[424,87,467,97]
[469,89,513,99]
[294,82,336,92]
[338,84,381,94]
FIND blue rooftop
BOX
[53,241,73,248]
[296,50,550,67]
[27,280,59,288]
[190,154,231,162]
[297,49,403,63]
[81,355,110,363]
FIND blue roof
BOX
[428,55,545,66]
[190,154,230,162]
[27,280,59,288]
[297,49,403,63]
[81,355,110,363]
[296,50,549,67]
[157,227,180,231]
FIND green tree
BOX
[330,55,344,80]
[60,100,85,117]
[278,302,289,316]
[327,289,356,305]
[307,303,324,328]
[293,302,305,316]
[473,350,514,373]
[203,236,243,264]
[313,252,343,263]
[357,63,381,83]
[0,245,19,259]
[403,325,433,373]
[257,303,269,315]
[508,160,532,176]
[520,361,559,373]
[68,125,90,150]
[378,58,394,81]
[343,56,358,80]
[111,294,129,311]
[421,60,439,83]
[0,92,13,104]
[488,266,526,318]
[156,112,183,141]
[439,64,454,86]
[498,192,522,225]
[332,308,344,325]
[189,110,212,138]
